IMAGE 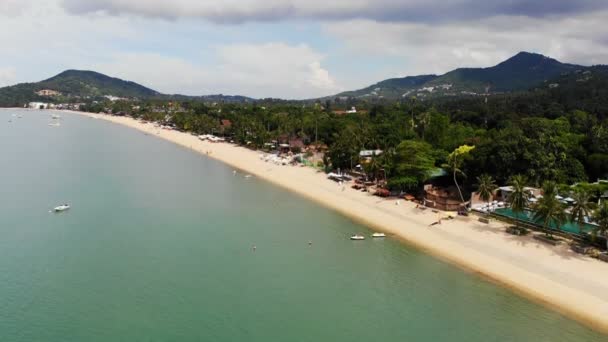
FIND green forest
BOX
[78,65,608,199]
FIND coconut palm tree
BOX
[442,145,475,205]
[363,154,381,183]
[592,201,608,250]
[476,174,497,204]
[570,189,594,235]
[507,175,530,232]
[533,181,567,238]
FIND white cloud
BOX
[91,43,341,99]
[0,0,32,16]
[1,0,607,98]
[59,0,607,23]
[324,11,608,77]
[0,67,17,87]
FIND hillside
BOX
[0,70,160,106]
[40,70,160,98]
[336,75,437,99]
[333,52,585,100]
[0,70,255,107]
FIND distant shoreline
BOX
[12,108,608,334]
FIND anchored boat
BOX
[53,204,70,212]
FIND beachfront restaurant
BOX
[423,184,467,211]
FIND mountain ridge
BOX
[332,52,586,99]
[0,52,599,107]
[0,70,254,106]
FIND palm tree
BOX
[507,175,530,232]
[442,145,475,205]
[417,110,432,140]
[570,189,594,235]
[533,181,567,238]
[363,154,381,183]
[476,174,497,204]
[592,201,608,250]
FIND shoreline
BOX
[38,109,608,333]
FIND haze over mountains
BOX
[0,52,602,106]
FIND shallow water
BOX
[1,109,605,341]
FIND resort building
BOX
[496,186,541,202]
[359,150,383,162]
[423,184,467,211]
[36,89,62,96]
[28,102,50,109]
[219,119,232,136]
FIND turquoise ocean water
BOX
[1,109,605,341]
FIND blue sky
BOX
[1,0,607,99]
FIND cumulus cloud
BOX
[0,67,17,87]
[0,0,32,17]
[2,0,607,98]
[324,11,608,77]
[91,43,340,99]
[60,0,608,23]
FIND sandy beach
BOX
[66,110,608,333]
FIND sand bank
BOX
[67,110,608,334]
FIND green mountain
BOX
[334,52,584,100]
[0,70,160,106]
[41,70,160,98]
[0,70,256,107]
[336,75,437,99]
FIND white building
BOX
[28,102,50,109]
[36,89,62,96]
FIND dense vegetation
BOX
[2,53,606,201]
[0,70,159,106]
[333,52,580,99]
[76,63,608,202]
[41,70,159,98]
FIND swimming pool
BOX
[493,208,596,234]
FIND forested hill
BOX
[0,70,159,106]
[0,70,254,107]
[334,52,583,99]
[42,70,159,98]
[54,60,605,191]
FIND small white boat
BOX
[372,232,386,238]
[53,204,70,212]
[51,114,61,119]
[48,122,61,127]
[350,234,365,241]
[244,175,253,179]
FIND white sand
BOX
[69,110,608,333]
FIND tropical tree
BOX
[569,189,594,235]
[476,174,497,204]
[363,154,381,182]
[443,145,475,205]
[507,175,530,232]
[592,201,608,250]
[388,140,436,192]
[533,181,567,238]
